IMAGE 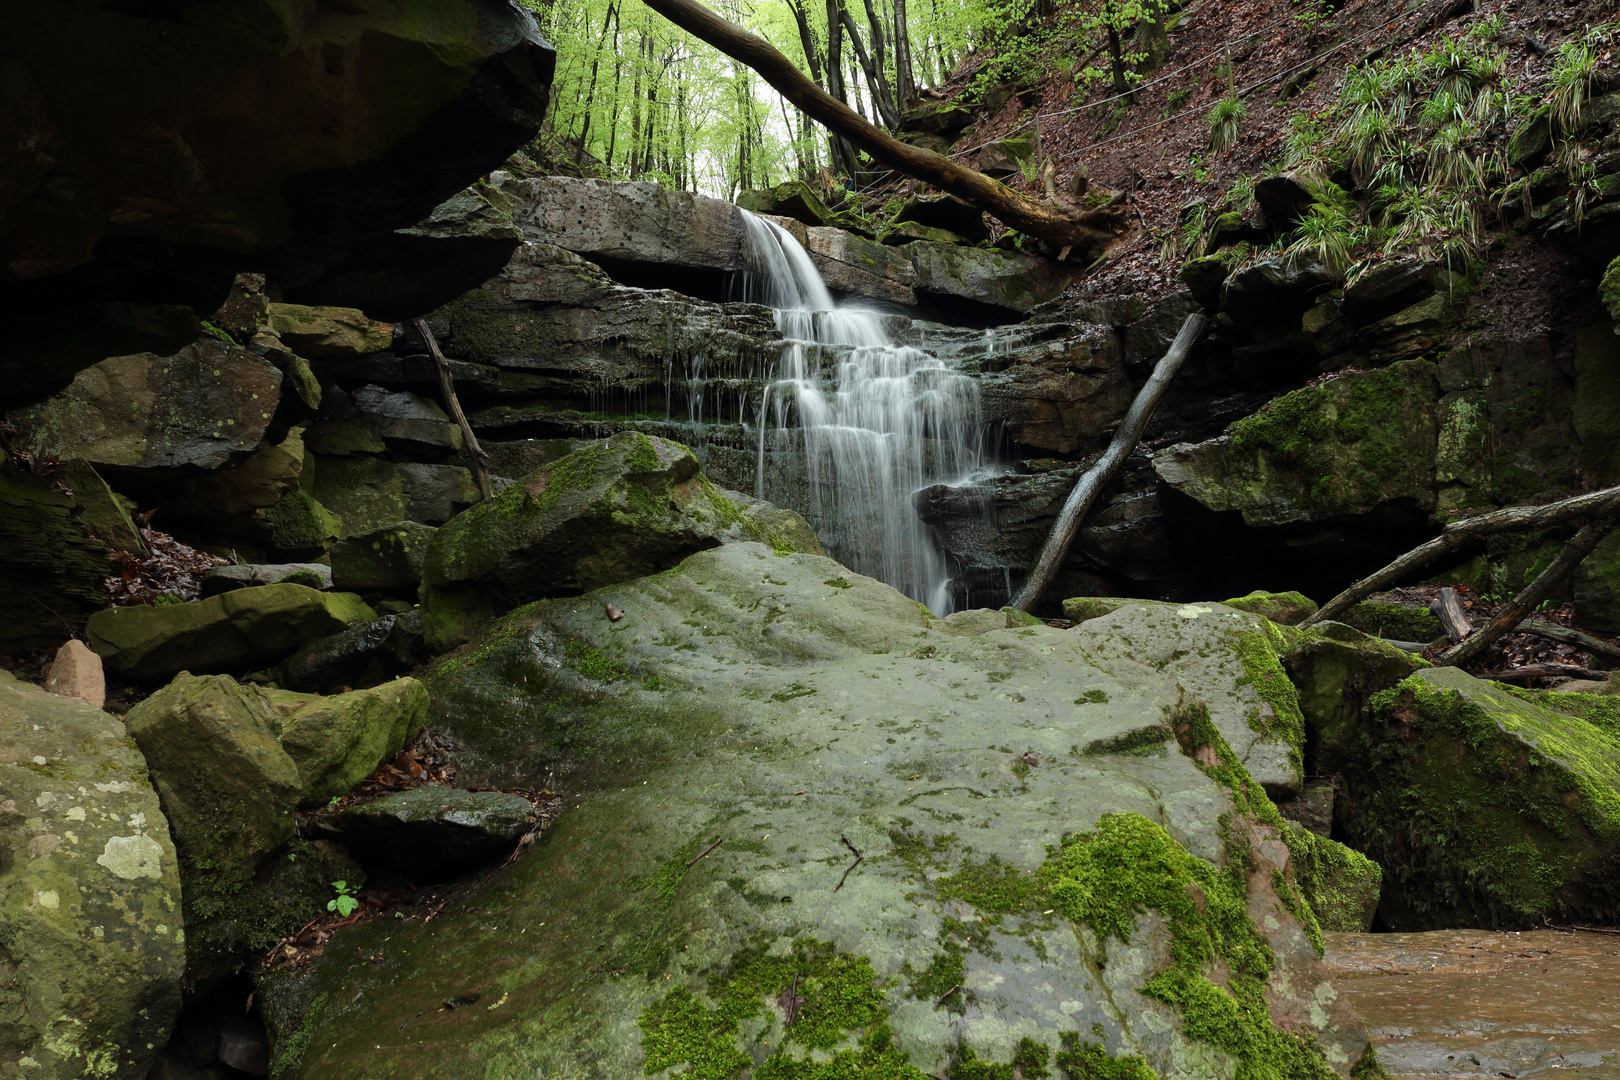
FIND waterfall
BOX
[738,212,985,615]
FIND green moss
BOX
[1081,725,1173,756]
[1347,674,1620,927]
[1231,630,1306,765]
[1602,255,1620,324]
[1341,602,1442,642]
[902,938,967,1014]
[565,635,629,682]
[1076,689,1110,705]
[269,992,327,1080]
[947,1038,1052,1079]
[638,939,925,1079]
[1037,812,1335,1080]
[825,577,853,589]
[1279,822,1381,935]
[1505,685,1620,739]
[935,856,1040,916]
[266,490,341,553]
[1220,591,1318,626]
[1054,1033,1157,1080]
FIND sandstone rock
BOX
[262,488,344,560]
[256,541,1373,1079]
[86,584,376,679]
[215,1014,270,1076]
[55,458,145,554]
[331,522,439,593]
[265,678,428,805]
[1340,601,1441,642]
[1221,590,1318,625]
[1154,360,1440,526]
[979,323,1130,455]
[1345,667,1620,928]
[314,458,479,536]
[1281,821,1382,932]
[736,180,835,227]
[418,433,804,650]
[1282,778,1337,837]
[0,462,112,652]
[0,0,554,410]
[802,226,919,306]
[977,134,1034,177]
[349,385,462,454]
[900,99,973,135]
[274,612,426,698]
[211,274,271,341]
[1282,621,1425,778]
[310,787,535,869]
[265,305,392,361]
[1576,531,1620,635]
[0,670,183,1080]
[202,563,333,597]
[6,339,283,472]
[123,673,301,981]
[1219,253,1338,327]
[894,194,988,244]
[905,240,1081,314]
[1061,596,1145,622]
[45,638,104,708]
[165,427,308,523]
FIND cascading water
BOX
[737,212,985,615]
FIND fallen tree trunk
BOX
[1478,663,1605,683]
[639,0,1131,252]
[1302,484,1620,627]
[1430,587,1472,643]
[1519,618,1620,666]
[1010,313,1206,612]
[1440,513,1620,667]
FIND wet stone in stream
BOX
[1323,929,1620,1079]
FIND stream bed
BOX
[1324,929,1620,1078]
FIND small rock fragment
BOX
[45,639,105,709]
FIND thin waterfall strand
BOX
[741,212,983,615]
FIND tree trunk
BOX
[823,0,859,176]
[1429,587,1472,643]
[841,3,899,129]
[1106,25,1128,96]
[574,0,620,162]
[1011,314,1206,611]
[639,0,1132,250]
[892,0,915,109]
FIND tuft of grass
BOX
[1286,203,1363,276]
[1208,95,1248,152]
[1550,38,1598,134]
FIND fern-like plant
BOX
[1286,204,1363,276]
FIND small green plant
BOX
[1163,86,1192,118]
[199,320,234,345]
[1208,94,1248,152]
[1286,203,1363,275]
[1292,0,1330,32]
[327,880,359,918]
[1549,38,1599,134]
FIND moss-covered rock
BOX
[331,521,439,592]
[256,542,1373,1078]
[265,304,392,360]
[310,787,535,869]
[418,432,813,651]
[1280,822,1381,932]
[1343,667,1620,929]
[265,678,428,806]
[1281,622,1425,778]
[86,583,376,679]
[0,461,111,653]
[1154,360,1440,526]
[1062,596,1157,623]
[1221,590,1319,625]
[736,180,835,227]
[124,673,303,983]
[1340,601,1442,642]
[274,610,425,695]
[0,671,184,1079]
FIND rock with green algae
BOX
[264,304,392,360]
[1339,601,1442,643]
[86,583,375,679]
[0,461,112,653]
[1603,256,1620,328]
[273,611,425,696]
[123,673,302,983]
[1153,360,1440,526]
[1062,595,1156,623]
[1281,621,1426,777]
[1345,666,1620,930]
[417,431,818,651]
[1071,600,1310,798]
[1221,590,1319,625]
[331,521,438,592]
[254,542,1374,1080]
[1280,821,1382,932]
[0,670,184,1080]
[263,678,428,806]
[308,787,536,868]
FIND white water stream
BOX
[738,213,985,615]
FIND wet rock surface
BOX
[256,545,1373,1079]
[1324,929,1620,1079]
[310,787,536,869]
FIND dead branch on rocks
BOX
[1518,618,1620,666]
[1429,587,1472,643]
[1011,313,1207,612]
[413,318,495,501]
[1303,485,1620,628]
[1441,514,1620,667]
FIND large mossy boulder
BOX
[418,432,815,651]
[0,671,184,1080]
[265,678,429,805]
[6,340,284,472]
[86,584,376,679]
[331,521,438,592]
[1281,621,1427,778]
[254,543,1374,1079]
[1343,667,1620,929]
[1154,360,1440,526]
[274,611,426,696]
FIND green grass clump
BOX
[1208,95,1248,152]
